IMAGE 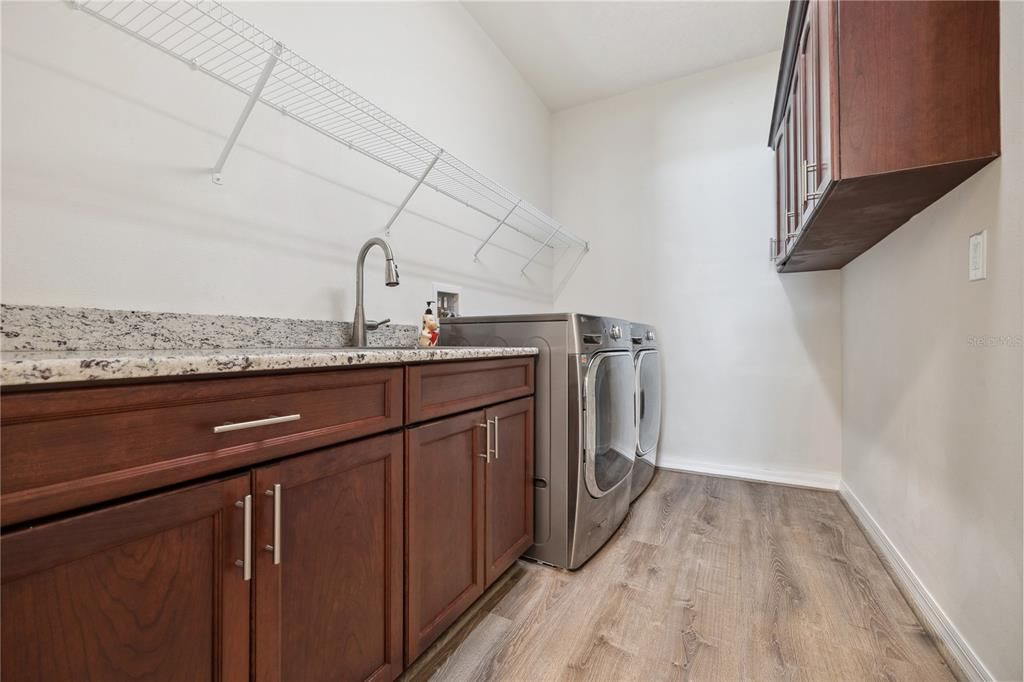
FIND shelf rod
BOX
[211,42,283,185]
[521,224,563,275]
[474,200,520,262]
[384,150,442,236]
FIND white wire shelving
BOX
[73,0,590,280]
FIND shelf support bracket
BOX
[384,151,442,236]
[553,241,590,299]
[212,42,283,185]
[474,200,520,262]
[521,225,563,276]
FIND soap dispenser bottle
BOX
[418,301,440,348]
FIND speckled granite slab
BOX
[0,304,419,351]
[0,346,538,386]
[0,304,535,386]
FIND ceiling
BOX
[464,1,789,111]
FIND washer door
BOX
[584,350,636,498]
[636,349,661,456]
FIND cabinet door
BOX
[786,89,799,243]
[484,398,534,585]
[796,16,816,223]
[774,124,789,260]
[813,0,835,192]
[2,475,250,682]
[405,411,486,664]
[253,433,403,682]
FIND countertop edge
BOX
[0,347,539,388]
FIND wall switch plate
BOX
[968,230,987,281]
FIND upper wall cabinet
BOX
[769,0,1000,272]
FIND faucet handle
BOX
[365,318,391,331]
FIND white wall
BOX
[1,1,557,323]
[552,52,843,488]
[841,3,1024,679]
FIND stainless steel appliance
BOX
[441,313,634,569]
[629,323,661,502]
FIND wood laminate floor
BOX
[403,471,955,682]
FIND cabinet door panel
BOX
[815,0,835,190]
[804,16,818,217]
[254,433,403,682]
[484,398,534,585]
[405,411,486,664]
[774,122,790,259]
[1,475,250,682]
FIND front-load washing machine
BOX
[629,322,661,502]
[441,313,635,569]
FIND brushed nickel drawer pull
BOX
[234,494,252,581]
[213,414,301,434]
[478,421,492,462]
[492,415,500,460]
[264,484,282,565]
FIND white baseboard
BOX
[655,454,840,491]
[839,482,992,682]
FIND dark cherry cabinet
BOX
[484,398,534,585]
[404,396,535,665]
[1,357,535,681]
[1,474,252,682]
[770,0,1000,271]
[253,433,404,682]
[404,411,487,664]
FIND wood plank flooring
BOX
[402,471,955,682]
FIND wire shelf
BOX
[74,0,590,267]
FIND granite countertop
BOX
[0,305,537,387]
[0,346,538,386]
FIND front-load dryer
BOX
[629,323,661,502]
[441,313,634,569]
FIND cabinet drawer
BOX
[405,357,534,424]
[1,367,403,526]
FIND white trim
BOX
[839,482,993,682]
[655,454,840,490]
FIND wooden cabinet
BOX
[0,367,403,525]
[253,433,404,682]
[484,398,534,585]
[404,411,487,664]
[769,0,1000,272]
[1,357,535,681]
[1,434,405,682]
[404,397,535,664]
[2,474,252,682]
[405,357,534,423]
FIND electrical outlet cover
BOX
[969,230,987,281]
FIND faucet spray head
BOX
[384,258,400,287]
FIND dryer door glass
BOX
[584,350,636,497]
[636,350,661,456]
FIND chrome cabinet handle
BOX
[213,414,300,434]
[478,420,491,462]
[805,161,821,202]
[492,416,499,460]
[800,159,807,206]
[264,484,282,565]
[234,494,252,581]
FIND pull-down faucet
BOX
[350,237,400,347]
